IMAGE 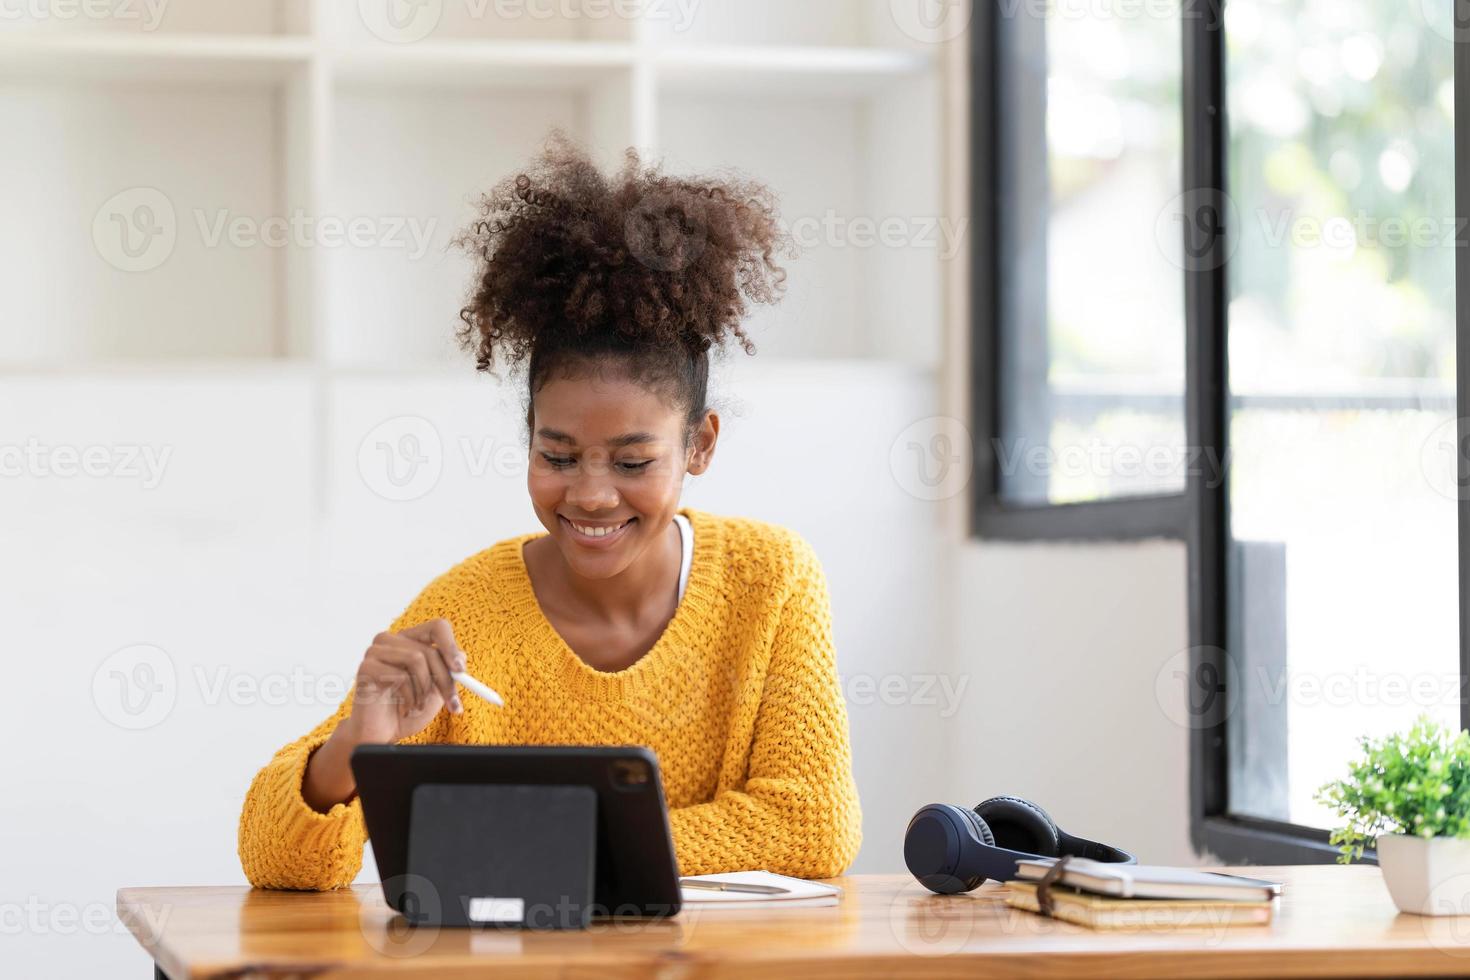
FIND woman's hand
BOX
[346,619,466,744]
[301,619,466,813]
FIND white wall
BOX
[0,361,953,976]
[946,538,1196,866]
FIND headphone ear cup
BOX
[958,805,995,846]
[973,796,1060,857]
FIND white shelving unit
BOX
[0,0,943,371]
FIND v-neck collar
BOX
[503,507,723,700]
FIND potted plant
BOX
[1315,715,1470,916]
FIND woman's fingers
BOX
[355,621,467,731]
[401,619,467,672]
[416,636,461,715]
[399,619,465,714]
[357,637,410,708]
[368,637,436,714]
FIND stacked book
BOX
[1004,857,1281,930]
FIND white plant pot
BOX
[1376,833,1470,916]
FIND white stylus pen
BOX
[451,670,504,707]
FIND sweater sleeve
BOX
[237,594,455,890]
[668,537,863,878]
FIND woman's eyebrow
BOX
[535,428,657,448]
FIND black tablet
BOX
[351,744,682,922]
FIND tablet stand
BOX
[403,783,598,929]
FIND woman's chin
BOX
[557,535,635,577]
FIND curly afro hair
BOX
[455,131,790,441]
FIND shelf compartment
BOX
[323,74,637,368]
[658,72,942,364]
[0,75,295,364]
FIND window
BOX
[974,0,1191,538]
[1224,0,1458,832]
[981,1,1188,512]
[974,0,1467,860]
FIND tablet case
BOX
[404,783,597,929]
[352,745,682,921]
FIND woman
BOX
[237,136,863,890]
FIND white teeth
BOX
[570,519,628,538]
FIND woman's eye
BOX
[539,453,652,472]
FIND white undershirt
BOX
[673,512,693,602]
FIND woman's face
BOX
[528,367,717,580]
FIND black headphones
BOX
[904,796,1136,894]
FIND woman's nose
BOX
[565,467,619,511]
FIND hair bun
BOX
[455,130,790,374]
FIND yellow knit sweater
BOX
[238,508,862,889]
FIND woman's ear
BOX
[685,410,720,476]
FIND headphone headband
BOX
[1056,828,1134,865]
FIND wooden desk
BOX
[119,867,1470,978]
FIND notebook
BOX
[1005,881,1275,930]
[1014,858,1282,902]
[678,871,841,909]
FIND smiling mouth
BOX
[561,515,637,543]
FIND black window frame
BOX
[969,0,1470,863]
[969,0,1189,543]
